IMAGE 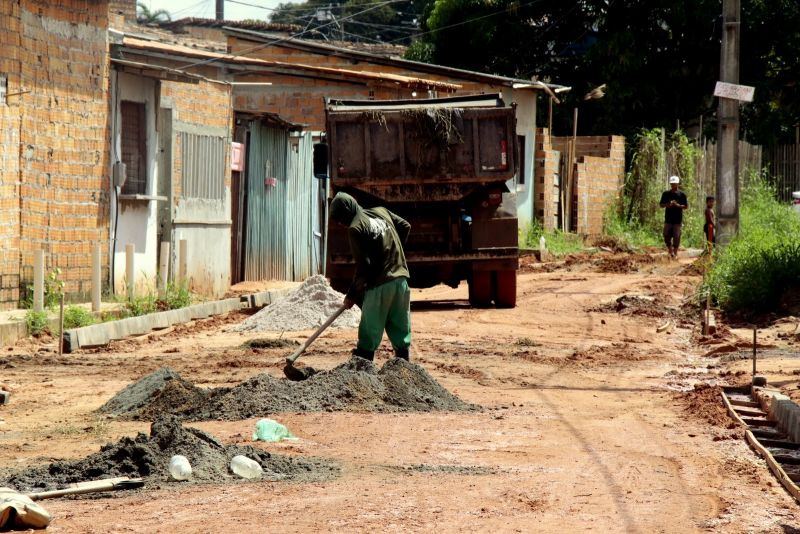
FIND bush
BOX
[63,305,96,330]
[705,177,800,313]
[163,282,192,310]
[25,310,49,336]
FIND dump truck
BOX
[323,93,519,308]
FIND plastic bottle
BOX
[230,455,263,479]
[168,455,192,481]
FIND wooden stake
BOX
[752,326,757,376]
[33,250,44,313]
[158,242,170,298]
[58,293,65,357]
[125,243,135,301]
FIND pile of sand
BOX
[1,416,338,492]
[101,360,475,422]
[230,275,361,332]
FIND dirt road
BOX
[1,254,798,532]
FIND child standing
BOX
[704,196,716,249]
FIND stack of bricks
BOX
[533,128,562,231]
[0,0,111,310]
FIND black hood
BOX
[330,192,360,226]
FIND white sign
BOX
[714,81,755,102]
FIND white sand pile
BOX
[231,275,361,332]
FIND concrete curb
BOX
[62,288,291,353]
[755,388,800,442]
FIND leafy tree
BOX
[408,0,800,145]
[270,0,425,43]
[136,2,172,24]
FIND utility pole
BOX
[216,0,224,21]
[716,0,741,244]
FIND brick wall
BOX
[551,135,625,235]
[232,74,407,131]
[533,128,561,231]
[108,0,134,21]
[162,79,233,199]
[0,1,23,307]
[0,0,110,309]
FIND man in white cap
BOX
[659,176,688,259]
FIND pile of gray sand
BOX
[102,359,476,422]
[230,275,361,332]
[1,415,338,493]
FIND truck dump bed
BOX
[325,93,519,307]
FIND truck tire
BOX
[494,270,517,308]
[468,271,493,307]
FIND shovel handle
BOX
[286,304,348,365]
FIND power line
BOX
[179,0,404,69]
[387,0,550,44]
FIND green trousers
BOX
[357,277,412,352]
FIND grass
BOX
[64,305,97,330]
[704,177,800,314]
[25,309,49,336]
[520,220,585,257]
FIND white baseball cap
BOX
[669,175,680,184]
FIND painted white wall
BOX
[111,72,160,294]
[508,89,538,228]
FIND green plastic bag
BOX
[252,418,298,442]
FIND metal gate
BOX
[242,122,319,281]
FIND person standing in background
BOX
[659,176,688,260]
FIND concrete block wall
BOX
[0,0,110,310]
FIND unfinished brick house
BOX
[0,0,111,310]
[535,130,626,235]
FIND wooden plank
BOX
[747,430,800,504]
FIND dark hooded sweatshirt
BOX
[330,193,410,305]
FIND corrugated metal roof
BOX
[223,27,569,92]
[120,36,461,91]
[164,17,302,34]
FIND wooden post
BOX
[178,239,188,285]
[58,293,65,357]
[92,244,101,312]
[33,249,44,313]
[125,243,135,301]
[158,242,170,297]
[752,327,757,376]
[564,107,578,232]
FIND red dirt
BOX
[1,254,798,532]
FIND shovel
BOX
[27,477,145,500]
[283,304,348,381]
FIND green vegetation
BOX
[606,128,705,250]
[63,305,97,330]
[25,309,49,337]
[124,281,195,318]
[21,268,65,310]
[705,177,800,314]
[520,219,584,257]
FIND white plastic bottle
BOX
[230,455,263,479]
[168,455,192,481]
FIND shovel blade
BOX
[283,364,317,382]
